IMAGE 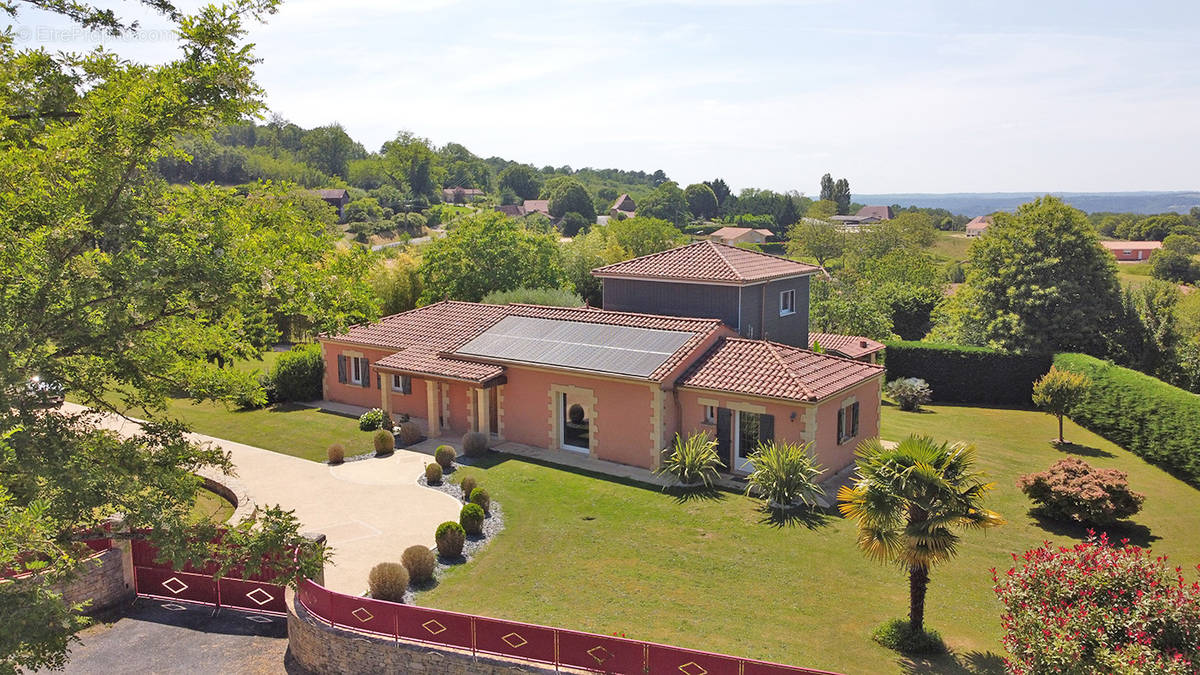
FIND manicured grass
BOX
[927,230,973,262]
[189,487,235,525]
[418,404,1200,674]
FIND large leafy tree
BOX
[418,211,563,302]
[787,218,845,268]
[497,163,542,200]
[637,180,689,228]
[839,436,1003,636]
[299,123,364,177]
[381,130,443,200]
[941,197,1126,355]
[683,183,718,220]
[544,175,595,221]
[0,1,375,670]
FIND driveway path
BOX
[63,403,462,595]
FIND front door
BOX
[732,410,775,474]
[559,393,590,453]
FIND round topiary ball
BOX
[458,476,477,502]
[425,462,443,485]
[434,445,456,470]
[368,562,408,602]
[460,503,485,536]
[435,521,465,558]
[373,429,395,454]
[462,431,488,458]
[469,487,491,514]
[401,545,437,585]
[327,443,345,464]
[396,421,423,447]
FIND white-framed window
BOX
[837,401,860,445]
[779,289,796,316]
[349,356,366,385]
[703,405,716,424]
[391,374,412,394]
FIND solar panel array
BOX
[454,316,695,378]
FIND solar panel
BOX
[454,316,695,378]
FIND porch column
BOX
[380,376,390,416]
[426,381,441,437]
[477,388,491,435]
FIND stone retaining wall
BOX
[287,591,560,675]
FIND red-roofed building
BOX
[708,226,773,246]
[1100,240,1163,261]
[808,332,886,363]
[965,215,992,237]
[319,242,883,478]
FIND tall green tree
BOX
[683,183,718,220]
[940,197,1126,356]
[544,175,596,221]
[0,1,368,670]
[839,436,1003,636]
[497,163,542,200]
[776,194,800,228]
[637,181,689,228]
[819,173,835,201]
[787,218,845,267]
[418,211,563,302]
[703,178,731,210]
[381,131,442,200]
[833,178,851,215]
[299,123,364,178]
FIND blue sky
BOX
[11,0,1200,194]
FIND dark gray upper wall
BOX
[599,275,810,348]
[601,278,740,328]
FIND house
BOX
[314,188,350,220]
[965,215,992,237]
[829,205,893,231]
[494,204,526,217]
[522,199,551,217]
[593,240,818,346]
[708,227,773,246]
[609,194,636,219]
[808,332,886,363]
[1101,240,1163,262]
[319,242,884,478]
[441,187,485,203]
[855,205,893,221]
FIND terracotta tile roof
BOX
[591,241,819,285]
[965,215,992,232]
[808,332,886,359]
[522,199,550,215]
[314,188,349,200]
[855,205,893,220]
[679,337,884,402]
[1100,240,1162,250]
[610,193,636,212]
[709,226,772,240]
[494,204,526,217]
[324,301,725,382]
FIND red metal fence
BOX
[132,533,288,615]
[297,578,841,675]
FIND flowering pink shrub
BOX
[1017,457,1144,525]
[993,534,1200,674]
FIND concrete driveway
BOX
[63,403,462,595]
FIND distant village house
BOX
[1101,240,1162,262]
[830,205,893,231]
[965,215,992,237]
[709,227,773,246]
[313,188,350,220]
[441,187,485,203]
[609,194,636,219]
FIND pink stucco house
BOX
[319,243,884,477]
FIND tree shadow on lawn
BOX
[756,505,831,530]
[1051,441,1114,459]
[899,650,1006,675]
[1028,512,1159,548]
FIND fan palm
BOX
[838,435,1004,634]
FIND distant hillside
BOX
[855,191,1200,217]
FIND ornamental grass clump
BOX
[401,545,437,585]
[885,377,933,412]
[462,431,488,457]
[435,521,465,558]
[656,432,723,488]
[744,441,825,508]
[460,503,485,535]
[396,421,423,446]
[367,562,408,603]
[994,533,1200,674]
[1017,457,1144,525]
[434,445,456,470]
[458,475,477,501]
[424,462,443,485]
[326,443,345,464]
[373,428,395,454]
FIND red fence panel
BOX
[83,538,112,553]
[647,644,741,675]
[297,578,332,621]
[473,616,556,665]
[131,539,170,569]
[134,567,218,606]
[218,577,287,615]
[396,605,474,651]
[743,660,841,675]
[328,592,399,638]
[556,629,646,674]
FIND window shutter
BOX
[402,376,412,395]
[851,403,860,438]
[375,372,381,389]
[362,360,370,388]
[837,408,846,443]
[337,355,347,384]
[759,414,774,445]
[715,408,732,470]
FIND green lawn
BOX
[927,230,973,262]
[418,404,1200,674]
[188,487,235,524]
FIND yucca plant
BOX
[744,441,826,508]
[656,432,724,488]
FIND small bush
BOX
[656,432,723,488]
[469,487,490,514]
[1017,457,1144,525]
[373,429,395,454]
[401,545,437,585]
[458,476,477,501]
[424,462,443,485]
[872,618,946,655]
[885,377,933,412]
[434,445,456,470]
[359,408,386,431]
[269,344,324,402]
[367,562,408,603]
[460,503,485,535]
[744,441,825,508]
[462,431,488,457]
[435,521,466,558]
[396,421,422,446]
[327,443,345,464]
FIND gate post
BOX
[300,532,327,586]
[105,515,137,601]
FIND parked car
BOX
[23,376,65,408]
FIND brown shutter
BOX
[362,360,371,389]
[759,414,774,445]
[337,355,347,384]
[715,408,732,470]
[851,403,860,438]
[402,376,412,395]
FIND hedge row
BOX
[882,341,1051,405]
[1054,353,1200,485]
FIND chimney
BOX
[860,340,868,348]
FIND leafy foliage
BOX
[787,218,845,267]
[883,341,1052,405]
[434,445,456,470]
[425,462,443,485]
[885,377,932,412]
[1018,457,1144,525]
[871,618,946,655]
[458,476,478,502]
[327,443,345,464]
[637,181,689,227]
[396,421,422,446]
[372,429,395,454]
[369,250,423,316]
[994,534,1200,674]
[268,344,324,402]
[683,183,718,220]
[368,562,408,602]
[460,503,485,535]
[1032,366,1092,443]
[743,441,825,508]
[481,286,583,307]
[462,431,489,457]
[656,432,723,488]
[544,175,596,221]
[359,408,386,431]
[469,487,491,514]
[435,521,465,558]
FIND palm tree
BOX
[838,436,1004,635]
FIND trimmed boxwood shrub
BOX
[435,521,466,558]
[396,421,422,446]
[462,431,488,457]
[368,562,408,602]
[434,445,456,470]
[269,344,324,402]
[373,429,395,454]
[460,503,485,535]
[1055,353,1200,484]
[401,545,437,585]
[458,476,477,502]
[469,487,490,514]
[327,443,345,464]
[883,341,1052,405]
[424,462,443,485]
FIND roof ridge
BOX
[728,336,885,369]
[508,302,724,326]
[760,339,815,400]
